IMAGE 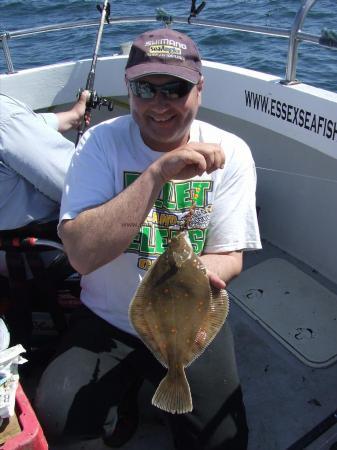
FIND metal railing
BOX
[1,0,336,83]
[285,0,318,84]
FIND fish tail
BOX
[152,365,192,414]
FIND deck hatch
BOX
[229,258,337,368]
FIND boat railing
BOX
[1,0,336,84]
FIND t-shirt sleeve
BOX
[60,127,115,223]
[203,137,261,253]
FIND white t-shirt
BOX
[60,115,261,335]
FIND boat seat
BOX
[0,222,80,357]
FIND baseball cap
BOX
[125,28,202,84]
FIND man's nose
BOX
[151,91,170,107]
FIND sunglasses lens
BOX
[161,81,194,99]
[129,81,155,99]
[130,80,194,100]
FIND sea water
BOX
[0,0,336,92]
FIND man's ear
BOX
[197,76,204,92]
[197,76,204,105]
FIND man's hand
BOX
[72,90,91,129]
[200,252,243,290]
[207,270,227,290]
[56,90,91,133]
[151,142,225,182]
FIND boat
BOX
[1,0,337,448]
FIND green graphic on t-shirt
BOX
[123,172,213,267]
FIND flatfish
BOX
[129,231,229,414]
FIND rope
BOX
[256,166,337,185]
[178,166,337,231]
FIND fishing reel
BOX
[78,88,114,112]
[96,95,114,112]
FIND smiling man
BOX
[35,28,261,449]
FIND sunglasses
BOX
[129,79,195,100]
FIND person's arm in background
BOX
[0,92,89,203]
[55,91,90,132]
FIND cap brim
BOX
[125,62,201,84]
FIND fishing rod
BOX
[76,0,113,146]
[188,0,206,23]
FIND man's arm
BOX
[1,92,90,204]
[1,111,74,203]
[55,91,89,133]
[200,251,243,289]
[59,142,225,275]
[60,164,163,275]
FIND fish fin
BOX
[210,286,230,325]
[185,288,230,367]
[129,283,168,368]
[152,365,192,414]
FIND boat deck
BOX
[24,239,335,450]
[232,239,337,450]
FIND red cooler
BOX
[0,383,48,449]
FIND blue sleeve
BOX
[0,108,75,203]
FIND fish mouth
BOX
[175,231,194,253]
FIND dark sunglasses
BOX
[129,79,195,100]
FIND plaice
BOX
[129,230,229,414]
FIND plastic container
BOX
[1,383,48,449]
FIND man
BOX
[0,91,89,275]
[0,92,89,232]
[35,28,261,449]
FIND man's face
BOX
[128,74,203,152]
